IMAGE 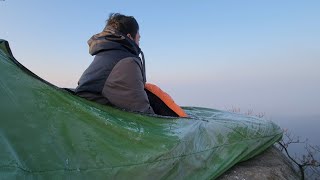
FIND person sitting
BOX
[75,13,154,114]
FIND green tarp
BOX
[0,39,282,179]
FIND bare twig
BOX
[277,130,320,180]
[278,142,304,179]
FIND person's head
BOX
[106,13,140,46]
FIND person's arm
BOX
[102,57,154,114]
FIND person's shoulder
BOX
[119,57,142,67]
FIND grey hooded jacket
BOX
[75,28,154,114]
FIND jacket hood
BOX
[87,28,141,56]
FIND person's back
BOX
[75,13,154,114]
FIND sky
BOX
[1,0,320,121]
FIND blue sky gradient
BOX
[1,0,320,120]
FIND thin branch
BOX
[278,142,304,180]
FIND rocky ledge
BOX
[218,146,301,180]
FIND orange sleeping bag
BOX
[145,83,188,118]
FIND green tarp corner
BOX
[0,39,282,179]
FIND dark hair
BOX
[106,13,139,39]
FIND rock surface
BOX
[218,146,301,180]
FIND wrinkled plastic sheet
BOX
[0,40,282,179]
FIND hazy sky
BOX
[1,0,319,118]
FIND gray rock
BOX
[218,146,301,180]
